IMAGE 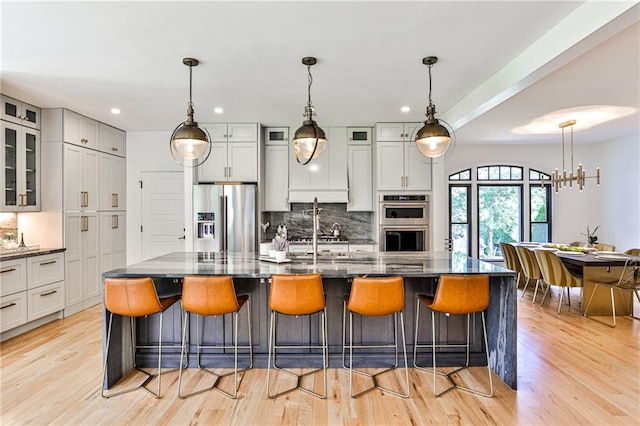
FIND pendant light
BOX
[551,119,601,193]
[293,57,327,165]
[415,56,453,158]
[169,57,211,167]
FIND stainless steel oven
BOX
[379,194,429,226]
[379,194,430,252]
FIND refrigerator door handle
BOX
[220,195,227,251]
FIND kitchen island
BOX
[102,251,518,389]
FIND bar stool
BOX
[178,275,252,399]
[413,274,493,398]
[102,277,181,399]
[343,276,409,398]
[267,273,327,399]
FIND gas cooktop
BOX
[289,236,348,243]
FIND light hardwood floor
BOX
[1,287,638,425]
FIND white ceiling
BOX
[2,1,638,146]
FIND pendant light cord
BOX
[307,64,313,108]
[188,64,194,108]
[427,63,433,107]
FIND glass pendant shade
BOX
[293,121,327,160]
[170,122,209,160]
[415,121,451,158]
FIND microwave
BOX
[379,194,429,226]
[379,226,430,252]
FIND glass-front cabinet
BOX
[1,121,40,211]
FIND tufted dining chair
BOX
[534,249,583,314]
[624,248,640,256]
[500,242,523,288]
[515,245,545,303]
[595,243,616,252]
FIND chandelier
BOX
[551,119,600,193]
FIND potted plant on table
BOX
[582,225,600,246]
[272,235,288,262]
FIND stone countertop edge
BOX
[0,248,66,261]
[102,251,516,280]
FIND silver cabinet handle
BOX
[0,268,17,274]
[40,290,58,297]
[40,260,56,266]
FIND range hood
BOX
[288,189,348,203]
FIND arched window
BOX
[448,165,552,260]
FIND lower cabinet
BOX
[0,252,65,339]
[65,212,101,316]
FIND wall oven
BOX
[379,194,430,252]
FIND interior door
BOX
[141,171,185,261]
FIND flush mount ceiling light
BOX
[292,57,327,165]
[415,56,454,158]
[551,119,601,193]
[169,57,211,167]
[512,105,637,135]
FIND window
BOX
[449,165,552,260]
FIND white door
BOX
[141,171,185,261]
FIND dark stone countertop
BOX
[0,248,66,262]
[103,251,514,280]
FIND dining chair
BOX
[515,245,545,303]
[594,243,616,251]
[584,259,640,327]
[534,250,583,314]
[569,241,590,247]
[500,242,522,288]
[624,248,640,256]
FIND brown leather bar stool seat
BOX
[413,274,493,398]
[267,273,327,399]
[102,277,181,399]
[178,276,252,399]
[343,276,409,398]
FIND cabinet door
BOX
[376,142,405,190]
[82,149,100,210]
[64,213,83,307]
[405,142,432,191]
[21,126,40,211]
[347,145,372,211]
[113,156,126,209]
[197,143,228,182]
[227,142,257,182]
[1,123,40,211]
[99,154,126,210]
[99,123,126,157]
[204,123,228,142]
[327,127,348,190]
[228,123,258,142]
[100,212,126,274]
[403,122,422,141]
[264,145,289,211]
[63,110,99,149]
[64,144,82,211]
[1,95,40,129]
[375,123,406,142]
[2,122,20,210]
[83,213,101,301]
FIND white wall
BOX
[125,131,183,264]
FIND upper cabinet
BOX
[376,122,430,191]
[375,122,421,142]
[197,123,259,183]
[289,126,348,203]
[347,127,372,145]
[1,95,40,129]
[263,127,290,211]
[64,144,100,212]
[99,153,126,211]
[99,123,126,157]
[1,121,40,211]
[63,110,100,150]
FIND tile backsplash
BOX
[0,213,18,240]
[262,204,373,241]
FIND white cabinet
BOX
[64,212,100,315]
[1,94,40,129]
[264,144,289,211]
[347,144,372,211]
[197,123,259,183]
[375,122,420,142]
[376,141,431,191]
[63,109,100,150]
[1,121,40,211]
[349,244,377,253]
[289,126,348,203]
[0,253,65,336]
[64,144,100,211]
[99,211,126,274]
[99,123,126,157]
[99,153,126,211]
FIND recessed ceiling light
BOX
[512,105,636,134]
[401,106,410,113]
[110,108,121,115]
[214,107,223,114]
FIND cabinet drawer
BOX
[27,281,65,321]
[349,244,376,253]
[0,258,27,297]
[0,292,27,332]
[27,253,65,289]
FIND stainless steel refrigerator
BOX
[193,184,257,253]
